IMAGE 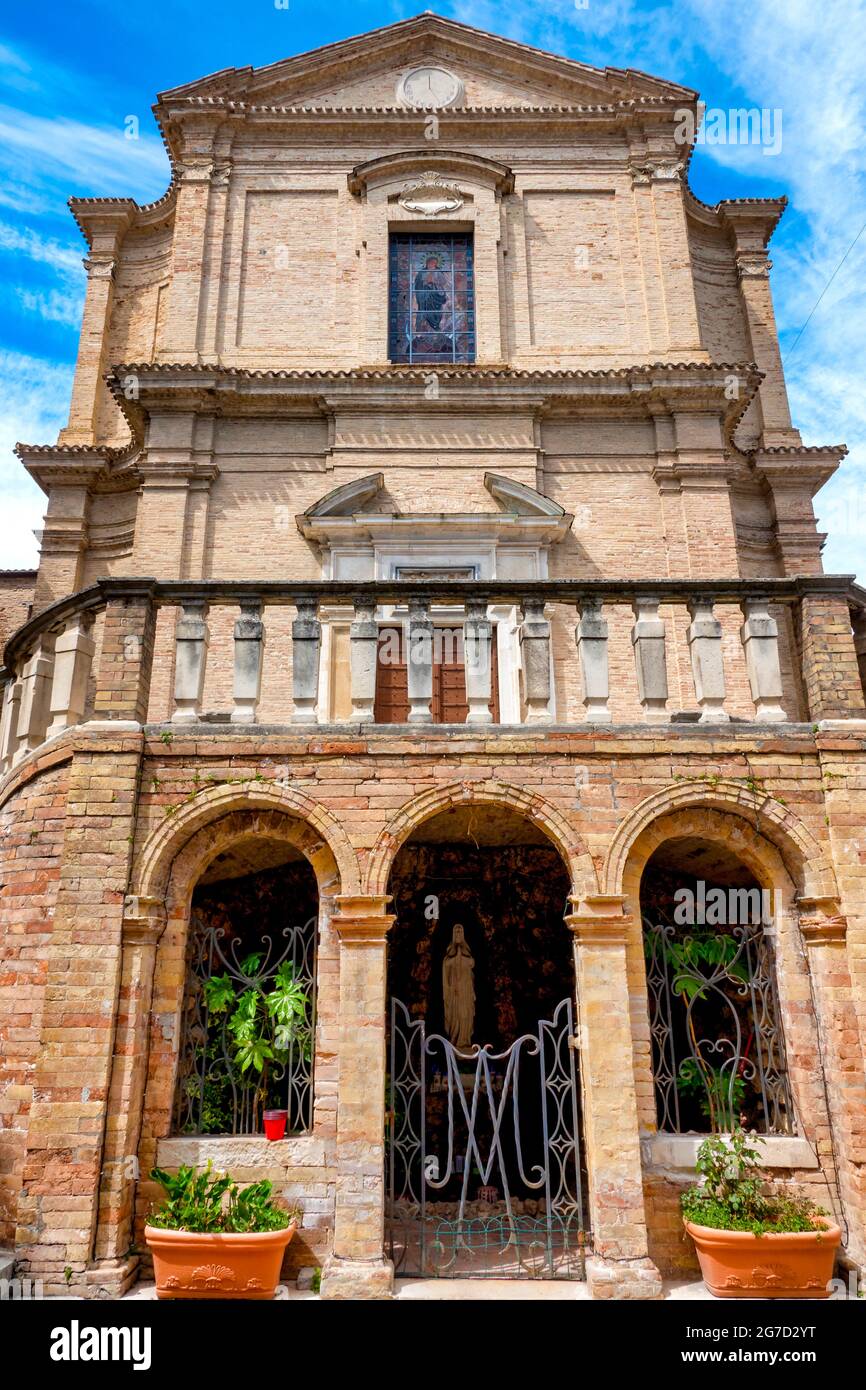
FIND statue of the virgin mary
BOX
[443,923,475,1050]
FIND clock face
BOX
[398,66,463,110]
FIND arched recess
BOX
[364,779,597,900]
[135,782,360,904]
[603,784,837,1152]
[132,788,358,1220]
[602,780,836,904]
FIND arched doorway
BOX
[384,801,587,1279]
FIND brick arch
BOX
[135,781,360,905]
[364,779,597,898]
[602,779,836,903]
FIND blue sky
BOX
[1,0,864,579]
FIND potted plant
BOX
[682,1130,841,1299]
[145,1162,299,1300]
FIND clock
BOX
[397,66,464,110]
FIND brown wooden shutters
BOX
[373,626,499,723]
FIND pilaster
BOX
[566,894,662,1299]
[320,895,395,1300]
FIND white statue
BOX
[443,923,475,1050]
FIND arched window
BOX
[172,843,318,1136]
[641,840,794,1135]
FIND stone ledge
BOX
[585,1254,663,1300]
[156,1134,329,1168]
[641,1133,820,1173]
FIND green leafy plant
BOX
[647,926,751,1132]
[677,1059,746,1131]
[203,955,311,1130]
[148,1161,298,1233]
[681,1130,825,1235]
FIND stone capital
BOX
[565,894,630,945]
[122,894,167,945]
[83,256,116,281]
[797,896,847,945]
[736,250,772,280]
[332,894,394,943]
[628,157,685,187]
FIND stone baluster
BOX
[576,596,610,722]
[520,597,552,724]
[14,631,57,763]
[0,676,21,771]
[290,594,321,724]
[172,600,209,723]
[47,611,96,737]
[349,596,378,722]
[740,595,786,721]
[686,595,729,722]
[407,597,433,724]
[463,596,493,725]
[631,595,668,722]
[232,598,265,724]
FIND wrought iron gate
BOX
[386,997,588,1279]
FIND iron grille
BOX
[172,910,316,1136]
[643,917,795,1135]
[387,997,588,1278]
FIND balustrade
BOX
[0,575,863,770]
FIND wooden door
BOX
[373,626,499,723]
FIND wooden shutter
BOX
[374,626,499,723]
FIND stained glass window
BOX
[388,233,476,365]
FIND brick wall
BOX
[0,762,68,1244]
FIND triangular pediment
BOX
[158,14,694,113]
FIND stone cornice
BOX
[348,149,514,197]
[102,360,762,457]
[753,445,847,497]
[14,443,140,497]
[684,191,788,246]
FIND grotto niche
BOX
[386,804,574,1047]
[385,803,586,1278]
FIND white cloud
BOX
[0,350,74,569]
[16,287,84,326]
[0,222,85,276]
[676,0,866,580]
[0,105,170,204]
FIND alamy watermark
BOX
[674,102,783,157]
[674,880,774,927]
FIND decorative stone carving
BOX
[736,251,772,279]
[398,173,464,217]
[629,158,685,186]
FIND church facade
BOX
[2,14,866,1299]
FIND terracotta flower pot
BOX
[145,1223,297,1300]
[263,1109,288,1141]
[684,1218,841,1299]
